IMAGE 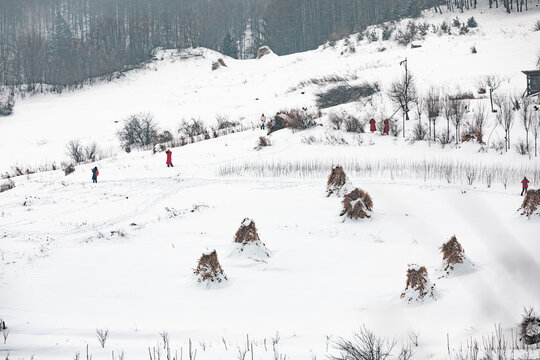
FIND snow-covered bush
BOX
[521,307,540,345]
[330,326,409,360]
[66,139,100,163]
[412,122,428,140]
[327,165,354,197]
[381,25,393,40]
[0,179,15,193]
[316,82,380,109]
[117,112,159,150]
[179,117,206,137]
[257,46,273,59]
[534,20,540,32]
[194,250,227,285]
[400,265,436,303]
[63,163,75,176]
[340,188,373,220]
[257,136,271,148]
[216,115,239,130]
[344,115,364,133]
[520,189,540,217]
[272,108,320,131]
[231,218,270,259]
[0,318,5,330]
[0,94,14,116]
[329,111,344,130]
[439,235,474,277]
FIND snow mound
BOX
[400,264,437,303]
[257,46,276,59]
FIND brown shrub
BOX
[194,250,227,284]
[340,188,373,219]
[0,179,15,193]
[234,218,260,245]
[440,235,464,271]
[327,165,347,197]
[521,189,540,217]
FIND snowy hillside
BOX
[1,5,539,173]
[1,4,540,360]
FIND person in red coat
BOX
[521,177,529,196]
[166,149,173,167]
[383,119,389,135]
[369,118,376,132]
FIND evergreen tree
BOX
[48,12,73,61]
[221,32,238,59]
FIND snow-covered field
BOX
[1,3,540,360]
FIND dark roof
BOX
[522,70,540,75]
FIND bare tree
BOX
[450,99,468,144]
[388,71,416,137]
[116,113,159,149]
[66,139,85,163]
[519,94,534,153]
[96,328,109,348]
[472,102,487,143]
[424,88,440,141]
[441,93,453,141]
[531,111,540,157]
[494,95,516,152]
[475,74,502,112]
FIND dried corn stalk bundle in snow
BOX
[340,188,373,219]
[194,250,227,285]
[326,165,354,197]
[520,189,540,217]
[400,265,436,303]
[232,218,270,259]
[521,310,540,345]
[438,235,475,277]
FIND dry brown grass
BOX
[194,250,227,283]
[0,179,15,193]
[520,189,540,217]
[521,309,540,345]
[327,165,347,197]
[400,265,435,301]
[340,188,373,219]
[211,58,227,70]
[440,235,465,271]
[234,219,260,245]
[257,46,272,59]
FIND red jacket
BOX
[166,150,172,165]
[369,119,376,132]
[521,179,529,188]
[383,119,389,135]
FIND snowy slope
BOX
[1,4,540,360]
[1,5,539,173]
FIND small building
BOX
[522,70,540,103]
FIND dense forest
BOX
[0,0,535,90]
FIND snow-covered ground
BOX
[1,3,540,360]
